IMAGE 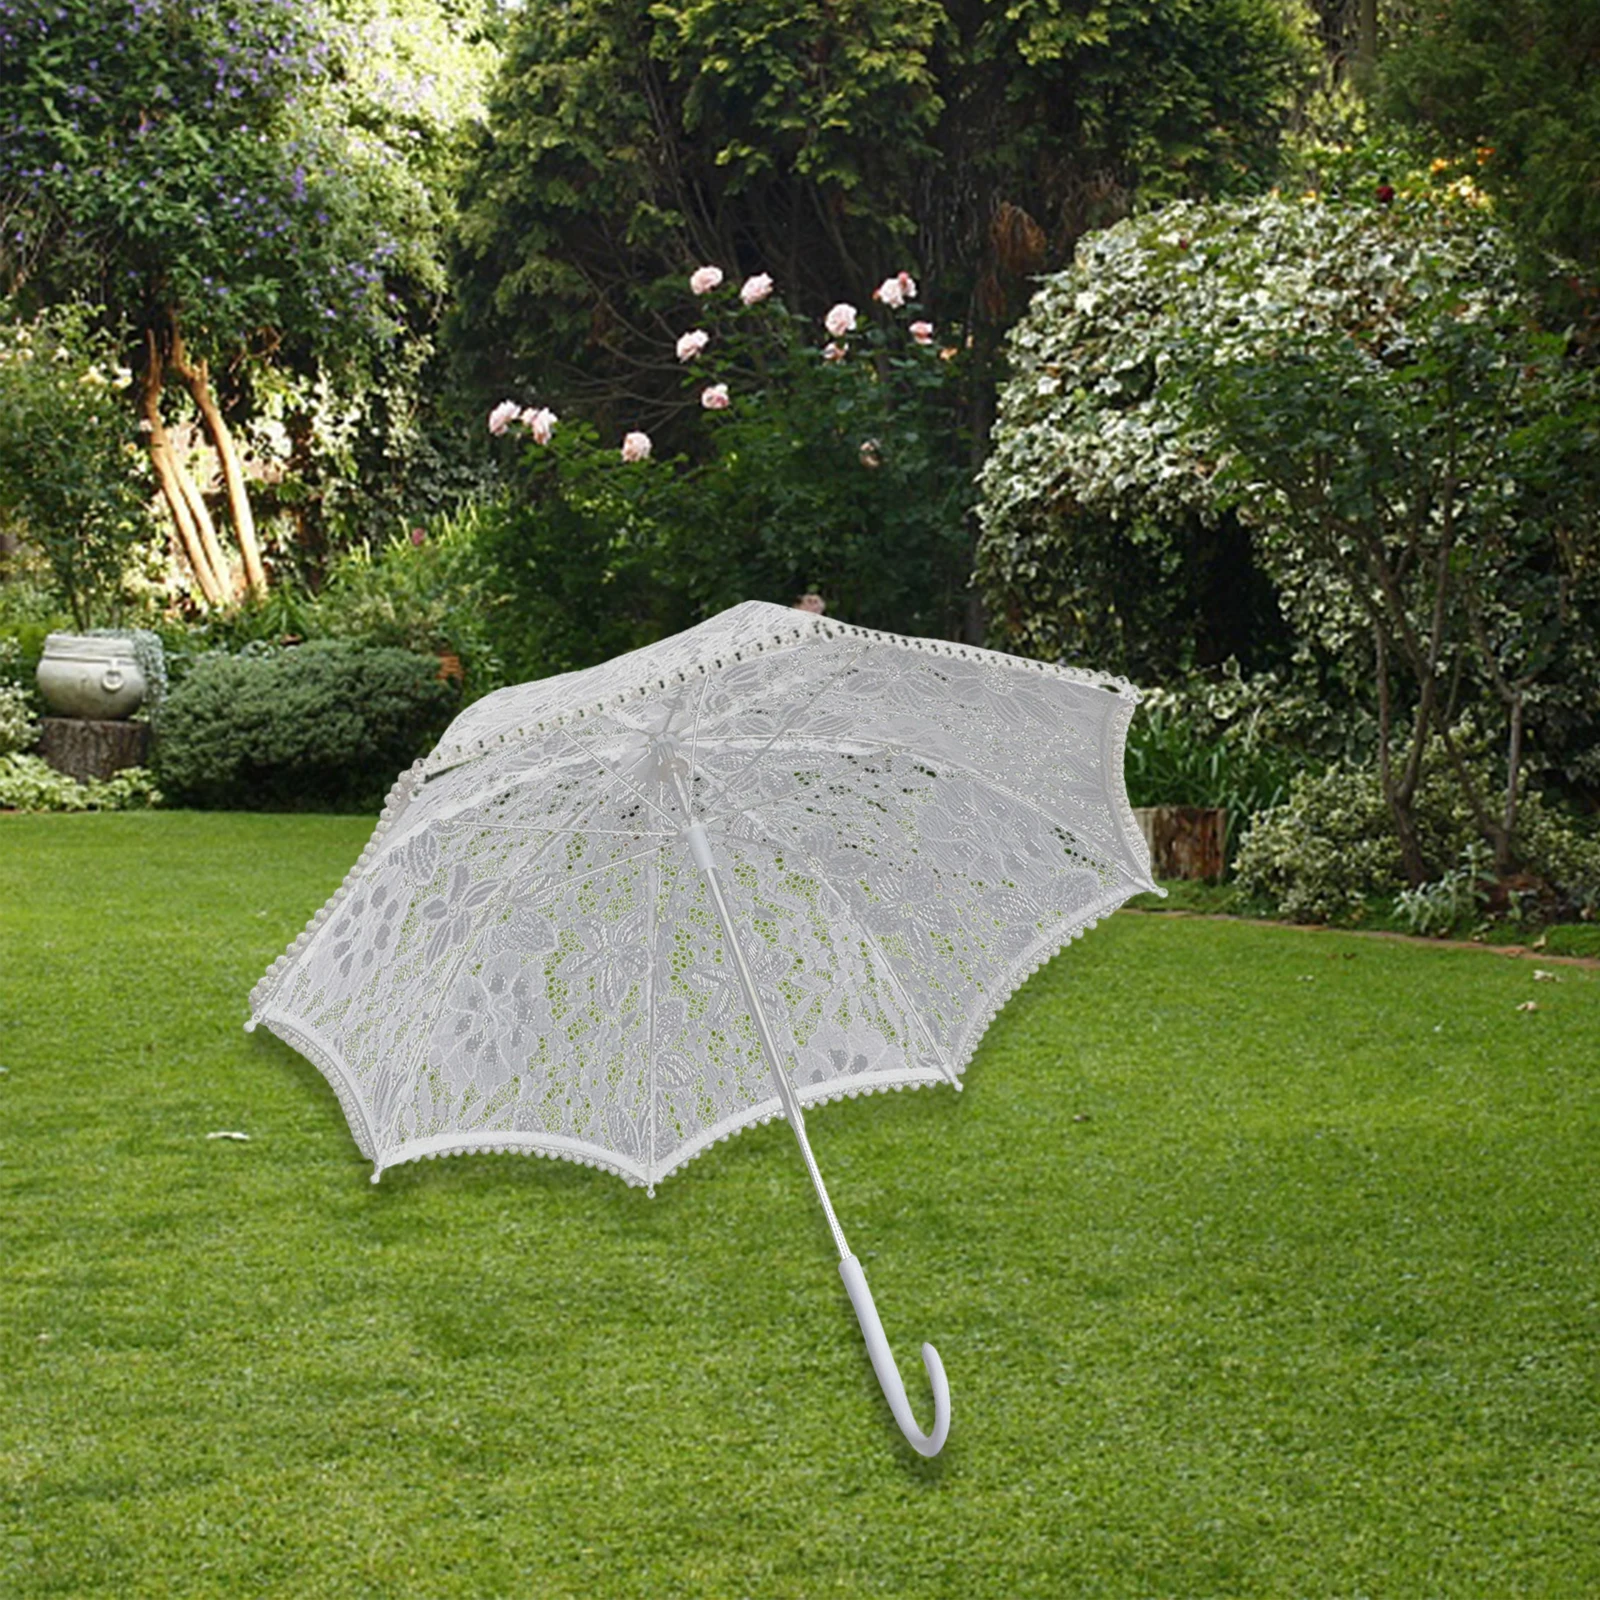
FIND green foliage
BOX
[478,278,976,679]
[155,639,458,811]
[0,684,38,756]
[0,304,155,627]
[0,0,490,360]
[450,0,1314,422]
[1394,842,1495,937]
[147,506,506,700]
[0,753,160,810]
[980,190,1600,876]
[474,425,693,685]
[309,509,506,693]
[1234,760,1459,924]
[1124,666,1322,856]
[0,0,502,579]
[1382,0,1600,270]
[1235,754,1600,924]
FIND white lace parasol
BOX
[248,600,1159,1453]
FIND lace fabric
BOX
[249,602,1158,1188]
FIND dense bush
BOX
[151,506,508,705]
[1236,757,1600,925]
[0,754,160,812]
[479,267,976,682]
[0,304,154,627]
[155,640,458,812]
[979,188,1600,882]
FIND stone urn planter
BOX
[36,632,147,720]
[35,633,154,782]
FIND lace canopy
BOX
[248,601,1158,1193]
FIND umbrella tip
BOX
[370,1167,382,1185]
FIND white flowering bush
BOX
[978,189,1534,669]
[979,187,1600,888]
[0,684,38,757]
[1236,753,1600,925]
[0,754,161,813]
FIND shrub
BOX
[0,303,155,628]
[1236,755,1600,924]
[150,508,508,705]
[155,640,458,812]
[0,754,160,812]
[1394,843,1495,937]
[1125,661,1351,861]
[311,508,507,698]
[1233,762,1407,924]
[0,683,38,756]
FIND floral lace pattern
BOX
[249,602,1157,1188]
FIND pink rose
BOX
[621,430,653,463]
[859,439,882,469]
[676,329,710,362]
[793,593,826,614]
[909,321,935,345]
[740,273,774,305]
[896,270,918,300]
[701,383,730,411]
[487,399,520,436]
[409,526,427,547]
[522,406,558,444]
[873,276,906,309]
[824,303,857,339]
[822,342,848,362]
[689,265,724,295]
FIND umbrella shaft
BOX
[685,821,851,1261]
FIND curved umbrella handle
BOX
[839,1253,951,1457]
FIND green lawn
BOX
[3,812,1598,1598]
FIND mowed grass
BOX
[2,812,1598,1599]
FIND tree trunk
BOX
[140,330,227,607]
[1354,0,1379,91]
[170,333,267,597]
[38,717,151,783]
[1371,620,1431,885]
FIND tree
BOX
[977,191,1600,882]
[449,0,1314,428]
[1382,0,1600,271]
[0,0,496,602]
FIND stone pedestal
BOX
[38,718,152,783]
[1133,805,1228,882]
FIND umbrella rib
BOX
[646,846,659,1196]
[708,732,1132,882]
[735,805,958,1087]
[456,822,673,841]
[558,726,681,828]
[699,643,870,800]
[508,842,667,911]
[685,658,714,814]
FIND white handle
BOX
[839,1253,950,1456]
